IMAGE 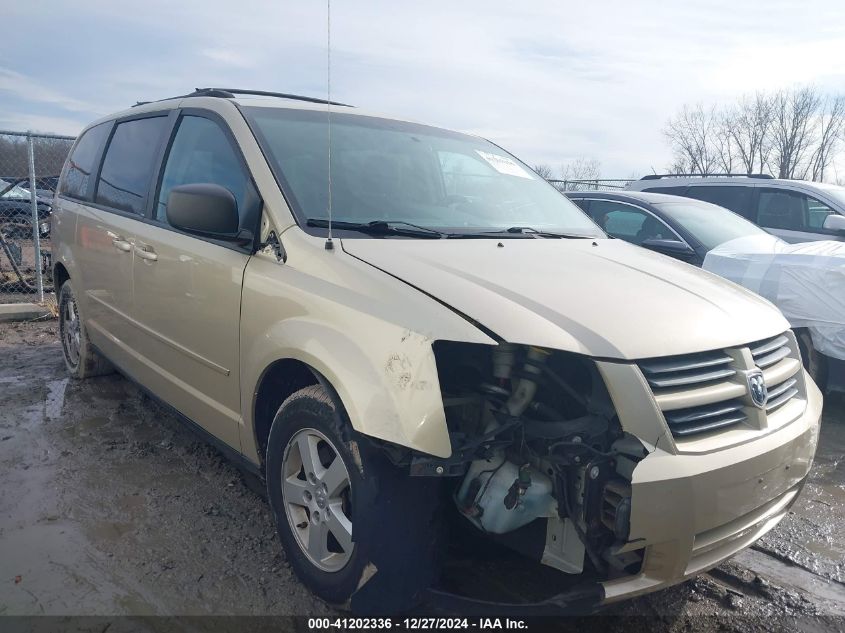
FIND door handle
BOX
[106,232,132,252]
[134,244,158,261]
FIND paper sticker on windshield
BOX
[475,150,533,179]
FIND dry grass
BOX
[41,294,58,318]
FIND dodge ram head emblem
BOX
[747,370,768,409]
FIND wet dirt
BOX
[1,320,844,630]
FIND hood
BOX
[342,237,789,360]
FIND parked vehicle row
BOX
[0,176,55,239]
[52,89,822,614]
[567,190,845,394]
[626,174,845,244]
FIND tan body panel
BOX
[600,374,821,602]
[238,228,496,462]
[71,204,142,370]
[342,238,790,360]
[126,221,248,450]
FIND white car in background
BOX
[569,190,845,394]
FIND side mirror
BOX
[823,213,845,233]
[166,183,249,243]
[641,238,696,258]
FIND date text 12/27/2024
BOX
[308,618,529,630]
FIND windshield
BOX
[0,183,33,200]
[654,199,768,251]
[243,107,604,238]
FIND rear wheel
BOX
[58,281,113,379]
[266,384,442,613]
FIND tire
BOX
[58,281,114,379]
[796,329,827,391]
[266,384,442,614]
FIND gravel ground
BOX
[1,320,844,631]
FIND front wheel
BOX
[266,384,443,613]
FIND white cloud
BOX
[2,0,845,175]
[201,48,256,68]
[0,112,87,136]
[0,67,98,114]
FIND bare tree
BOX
[768,87,821,179]
[558,157,601,181]
[533,163,555,180]
[713,110,738,173]
[664,104,720,174]
[723,92,773,174]
[809,95,845,182]
[665,87,845,182]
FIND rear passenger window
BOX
[60,123,109,201]
[96,117,168,215]
[756,188,836,232]
[686,186,751,216]
[156,116,259,228]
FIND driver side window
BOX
[587,200,677,245]
[157,115,258,229]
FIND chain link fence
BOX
[0,130,75,304]
[548,179,633,192]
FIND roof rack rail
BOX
[640,173,773,180]
[197,88,352,107]
[131,88,352,108]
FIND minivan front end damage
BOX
[401,334,821,609]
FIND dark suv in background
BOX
[625,174,845,243]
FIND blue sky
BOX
[2,1,845,176]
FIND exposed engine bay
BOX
[411,342,648,580]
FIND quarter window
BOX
[570,198,590,212]
[156,116,257,227]
[641,186,686,195]
[60,123,109,201]
[96,117,168,215]
[587,200,678,245]
[756,188,835,232]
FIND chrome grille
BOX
[750,334,791,369]
[639,351,735,389]
[638,332,804,440]
[766,376,799,412]
[664,399,746,436]
[752,334,800,413]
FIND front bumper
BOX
[600,372,822,603]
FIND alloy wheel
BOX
[282,428,354,572]
[62,294,81,368]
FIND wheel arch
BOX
[252,357,323,472]
[53,261,70,290]
[241,316,457,465]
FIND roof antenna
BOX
[324,0,334,251]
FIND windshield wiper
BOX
[477,226,597,239]
[306,219,447,238]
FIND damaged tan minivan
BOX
[53,89,822,613]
